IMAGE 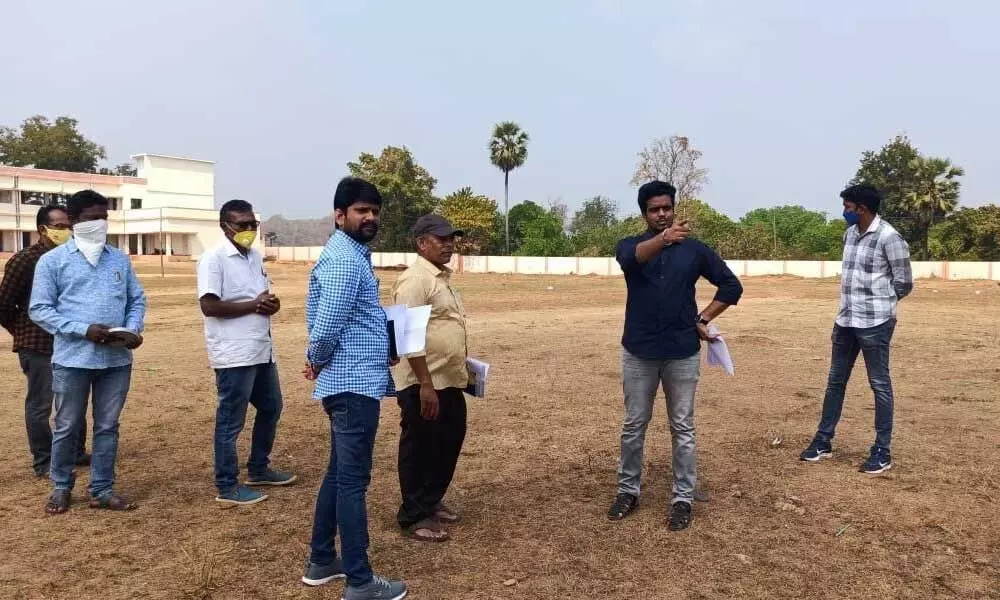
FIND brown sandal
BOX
[404,518,450,542]
[45,489,71,515]
[89,493,138,511]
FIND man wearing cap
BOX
[390,214,469,542]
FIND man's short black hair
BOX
[637,181,677,213]
[840,184,882,214]
[334,177,382,211]
[36,205,67,229]
[220,199,254,222]
[66,190,109,220]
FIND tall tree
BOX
[438,186,499,255]
[489,121,530,255]
[850,135,922,246]
[630,135,709,201]
[347,146,439,251]
[674,198,737,251]
[570,196,618,235]
[0,115,107,172]
[904,156,964,259]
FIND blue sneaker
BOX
[799,440,832,462]
[215,485,268,506]
[302,558,345,586]
[246,469,297,487]
[343,575,407,600]
[860,447,892,474]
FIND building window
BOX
[19,191,71,206]
[0,190,12,203]
[106,197,121,210]
[131,198,142,209]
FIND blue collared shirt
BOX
[306,230,394,401]
[29,240,146,369]
[616,234,743,360]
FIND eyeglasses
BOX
[226,220,260,231]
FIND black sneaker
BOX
[302,558,345,586]
[860,447,892,474]
[799,440,832,462]
[668,501,692,531]
[607,492,638,521]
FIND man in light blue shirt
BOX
[300,177,406,600]
[29,190,146,515]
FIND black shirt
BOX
[616,232,743,360]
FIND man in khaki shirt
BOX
[391,214,469,542]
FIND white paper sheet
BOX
[398,304,431,355]
[465,357,490,398]
[705,324,735,375]
[383,305,408,357]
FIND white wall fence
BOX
[263,247,1000,281]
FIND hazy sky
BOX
[2,0,996,219]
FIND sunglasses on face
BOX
[227,220,260,231]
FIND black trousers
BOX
[396,385,467,528]
[18,349,87,475]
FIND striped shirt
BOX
[836,216,913,329]
[306,230,394,401]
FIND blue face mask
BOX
[843,209,860,226]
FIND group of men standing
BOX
[2,174,911,600]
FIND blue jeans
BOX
[50,363,132,498]
[309,393,381,587]
[214,362,283,494]
[815,318,896,451]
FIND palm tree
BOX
[489,121,529,254]
[904,156,964,259]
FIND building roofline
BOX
[130,153,216,165]
[0,165,146,185]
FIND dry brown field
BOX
[1,261,998,600]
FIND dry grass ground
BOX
[0,262,998,600]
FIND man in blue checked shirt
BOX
[300,177,407,600]
[800,184,913,474]
[29,190,146,515]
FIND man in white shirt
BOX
[197,199,296,506]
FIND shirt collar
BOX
[860,215,883,236]
[415,255,450,278]
[335,229,371,258]
[222,238,246,257]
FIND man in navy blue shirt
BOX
[608,181,743,531]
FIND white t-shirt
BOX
[196,241,274,369]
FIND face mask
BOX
[44,227,71,246]
[73,220,109,266]
[843,210,860,227]
[232,230,257,249]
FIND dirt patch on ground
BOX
[0,263,998,599]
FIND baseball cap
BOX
[411,214,464,237]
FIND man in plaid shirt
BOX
[800,184,913,474]
[300,177,406,600]
[0,206,88,476]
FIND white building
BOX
[0,154,261,258]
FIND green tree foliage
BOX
[506,201,548,252]
[740,205,845,259]
[570,196,618,235]
[347,146,439,251]
[516,211,574,256]
[929,205,1000,261]
[904,156,964,259]
[438,187,499,255]
[0,115,107,173]
[850,135,964,258]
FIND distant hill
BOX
[262,215,334,246]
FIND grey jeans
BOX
[618,348,700,504]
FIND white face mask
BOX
[73,219,109,266]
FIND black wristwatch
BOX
[698,316,710,325]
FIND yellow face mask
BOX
[44,227,72,246]
[233,230,257,249]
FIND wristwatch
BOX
[698,316,710,325]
